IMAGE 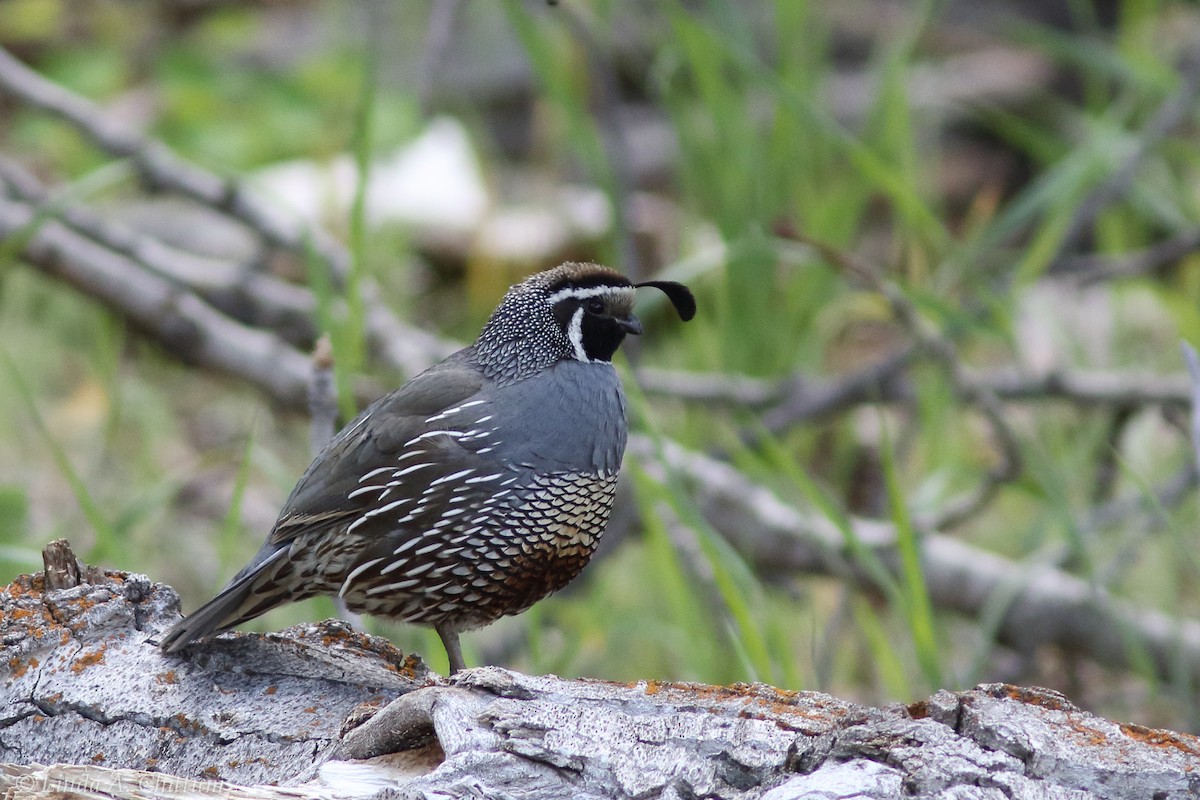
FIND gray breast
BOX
[477,359,628,475]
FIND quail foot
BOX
[159,262,695,673]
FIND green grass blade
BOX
[340,37,378,421]
[1,347,117,563]
[749,418,903,601]
[852,595,912,700]
[0,160,135,267]
[877,411,943,690]
[219,420,257,579]
[628,461,716,678]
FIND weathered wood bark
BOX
[3,541,1199,799]
[0,541,427,787]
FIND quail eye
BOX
[586,298,605,315]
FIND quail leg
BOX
[436,624,466,674]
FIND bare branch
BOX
[1065,227,1200,285]
[0,194,312,407]
[633,367,783,407]
[308,335,338,456]
[0,156,318,346]
[1181,341,1200,473]
[0,46,347,277]
[1048,49,1200,273]
[638,361,1194,416]
[965,367,1192,407]
[637,436,1200,689]
[555,3,643,283]
[795,234,1022,529]
[418,0,466,115]
[757,347,917,435]
[0,46,455,379]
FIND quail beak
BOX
[617,315,644,335]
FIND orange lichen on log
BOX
[997,684,1077,712]
[1119,723,1200,758]
[170,713,211,737]
[5,573,47,597]
[305,625,425,679]
[1065,718,1109,748]
[7,655,38,678]
[628,678,855,732]
[70,648,106,673]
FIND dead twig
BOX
[637,436,1200,690]
[309,335,339,456]
[555,4,643,283]
[795,233,1022,530]
[417,0,465,115]
[1181,341,1200,474]
[0,194,312,407]
[0,156,318,347]
[757,347,918,436]
[640,362,1194,412]
[1048,50,1200,273]
[1064,227,1200,285]
[0,46,348,279]
[0,46,454,379]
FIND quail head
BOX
[159,262,696,673]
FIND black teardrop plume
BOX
[635,280,697,322]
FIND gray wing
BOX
[158,350,492,651]
[268,349,487,546]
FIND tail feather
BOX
[158,548,289,653]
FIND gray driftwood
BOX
[3,541,1200,800]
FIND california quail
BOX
[159,262,695,673]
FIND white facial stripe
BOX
[545,284,632,306]
[568,306,589,362]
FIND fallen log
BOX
[2,540,1198,799]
